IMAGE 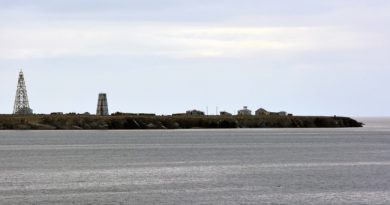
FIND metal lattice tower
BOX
[13,70,33,115]
[96,93,109,116]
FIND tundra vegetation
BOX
[0,115,362,130]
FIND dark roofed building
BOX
[255,108,270,116]
[186,110,205,116]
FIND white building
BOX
[237,106,252,116]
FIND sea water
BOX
[0,118,389,204]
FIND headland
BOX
[5,71,362,130]
[0,114,363,130]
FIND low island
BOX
[0,114,363,130]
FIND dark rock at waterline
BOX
[0,115,363,130]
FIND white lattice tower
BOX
[13,70,33,114]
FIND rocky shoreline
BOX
[0,115,363,130]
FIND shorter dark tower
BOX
[96,93,109,116]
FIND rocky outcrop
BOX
[0,115,363,130]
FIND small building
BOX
[172,113,186,116]
[237,106,252,116]
[138,113,156,117]
[186,110,205,116]
[255,108,270,116]
[111,112,138,116]
[269,111,287,116]
[278,111,287,116]
[220,111,232,116]
[50,112,63,115]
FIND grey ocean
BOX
[1,118,390,204]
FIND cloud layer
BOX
[0,0,389,116]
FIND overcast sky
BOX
[0,0,389,116]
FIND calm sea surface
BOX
[0,118,390,204]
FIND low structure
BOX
[138,113,156,117]
[220,111,232,116]
[255,108,270,116]
[278,111,287,116]
[270,111,287,116]
[172,113,186,116]
[50,112,64,115]
[186,110,205,116]
[111,112,137,116]
[237,106,252,116]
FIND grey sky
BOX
[0,0,389,116]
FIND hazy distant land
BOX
[0,115,362,130]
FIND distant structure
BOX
[13,70,33,115]
[255,107,289,116]
[255,108,270,116]
[277,111,287,116]
[237,106,252,116]
[186,109,205,116]
[269,111,288,116]
[96,93,109,116]
[220,111,232,116]
[50,112,64,115]
[172,113,186,116]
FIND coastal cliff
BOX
[0,115,362,130]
